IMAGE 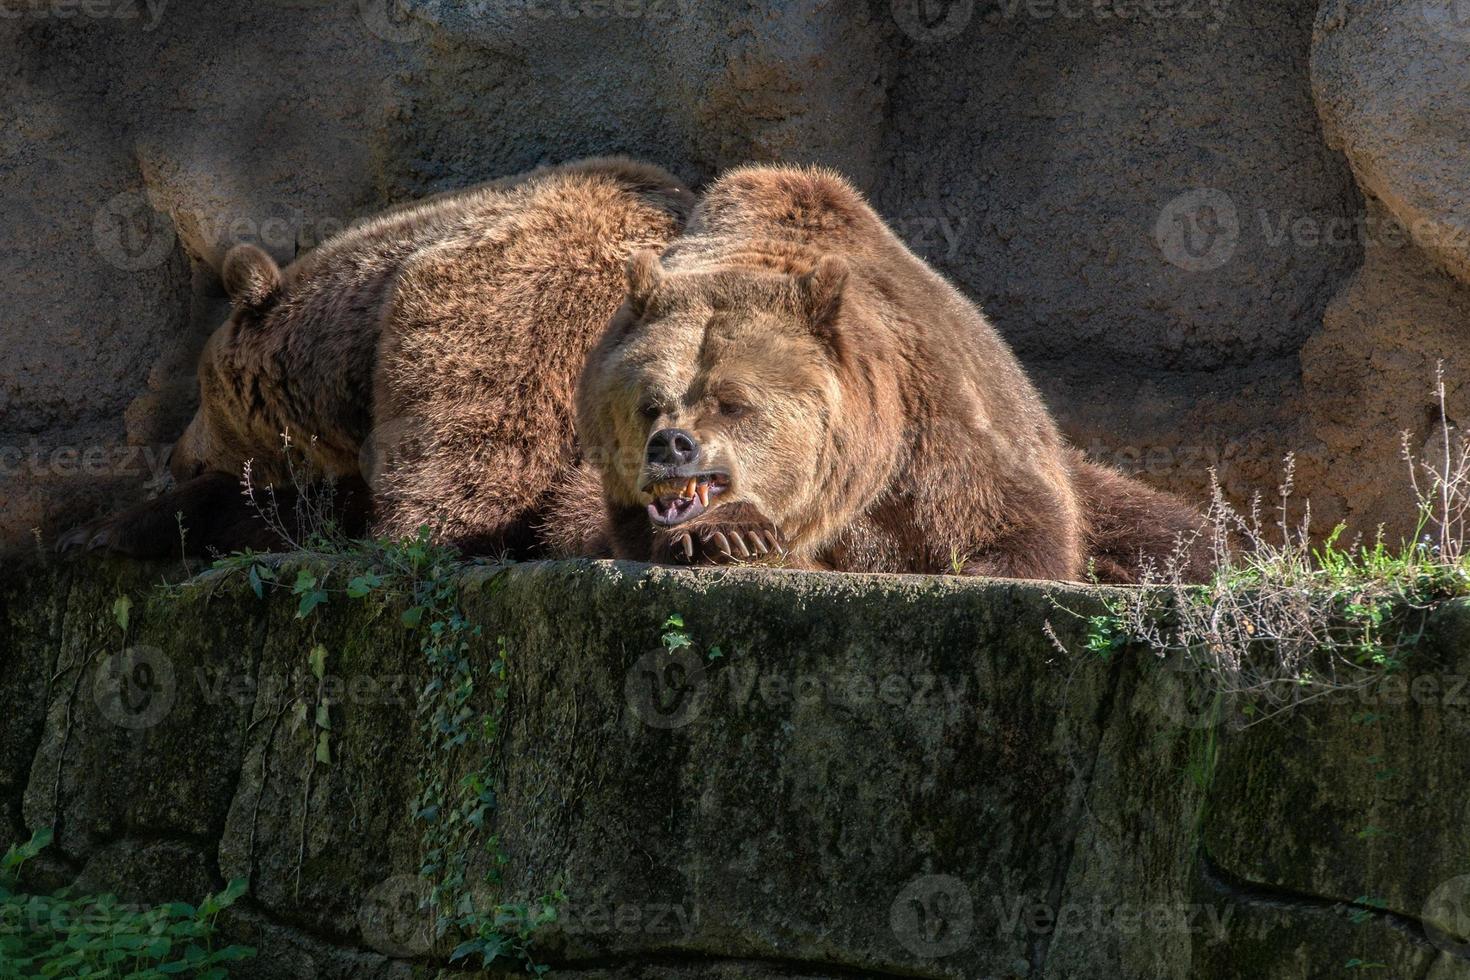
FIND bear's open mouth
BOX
[643,473,730,526]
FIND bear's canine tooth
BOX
[696,483,709,507]
[684,478,697,499]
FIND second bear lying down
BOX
[67,157,1199,583]
[62,158,691,558]
[576,164,1202,581]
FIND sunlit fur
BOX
[579,164,1201,581]
[111,158,694,556]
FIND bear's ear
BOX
[221,244,282,314]
[796,254,849,338]
[625,249,664,317]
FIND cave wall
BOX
[1,0,1467,550]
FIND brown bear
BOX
[575,164,1203,583]
[60,157,692,558]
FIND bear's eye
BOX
[718,400,750,419]
[638,402,661,422]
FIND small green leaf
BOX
[346,572,383,598]
[450,938,485,962]
[216,945,257,961]
[23,827,53,856]
[402,605,426,629]
[315,731,332,765]
[113,595,132,632]
[308,645,328,681]
[296,590,328,619]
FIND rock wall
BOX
[4,556,1470,977]
[2,0,1467,553]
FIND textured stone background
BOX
[6,557,1470,977]
[1,0,1467,551]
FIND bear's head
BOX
[170,244,285,484]
[577,248,864,557]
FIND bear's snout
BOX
[646,428,701,468]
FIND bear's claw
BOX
[56,520,115,555]
[661,506,785,567]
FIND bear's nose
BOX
[647,428,701,467]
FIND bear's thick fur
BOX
[61,158,692,557]
[576,164,1201,582]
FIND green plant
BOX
[661,613,722,661]
[1043,371,1470,965]
[1058,367,1470,730]
[207,522,563,973]
[0,828,255,978]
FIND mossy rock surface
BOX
[2,556,1468,978]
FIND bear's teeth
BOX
[696,483,709,507]
[684,478,697,499]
